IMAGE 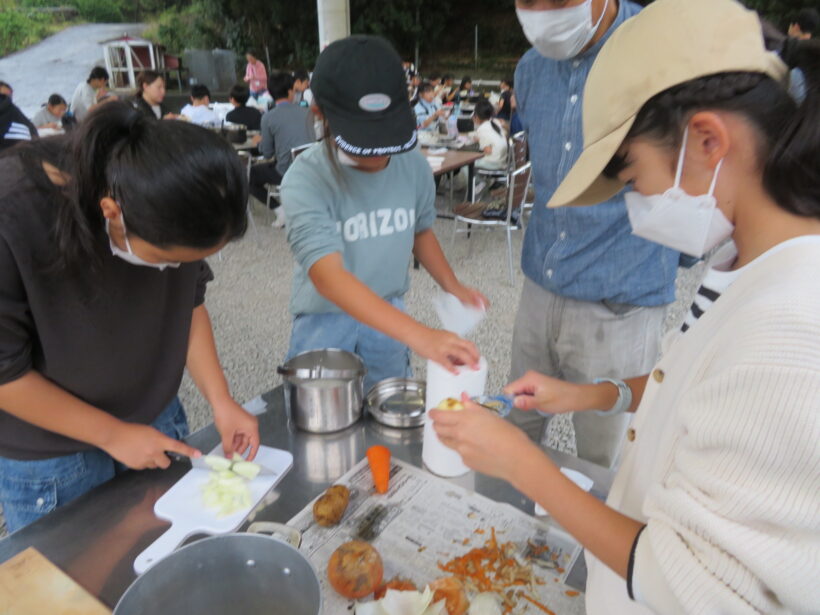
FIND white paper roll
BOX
[423,357,488,477]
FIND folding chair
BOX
[452,160,532,285]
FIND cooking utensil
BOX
[167,452,279,477]
[0,548,111,615]
[366,378,426,428]
[133,445,293,574]
[278,348,366,433]
[116,524,321,615]
[472,393,514,417]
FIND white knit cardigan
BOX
[585,239,820,615]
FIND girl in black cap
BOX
[281,35,487,391]
[0,103,259,532]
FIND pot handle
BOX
[246,521,302,548]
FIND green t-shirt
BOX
[281,143,436,315]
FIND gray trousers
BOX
[510,278,666,468]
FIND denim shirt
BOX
[515,0,679,307]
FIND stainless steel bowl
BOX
[366,378,426,428]
[115,525,320,615]
[278,349,366,433]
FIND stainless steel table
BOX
[0,388,613,609]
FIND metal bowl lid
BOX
[277,348,366,380]
[366,378,425,428]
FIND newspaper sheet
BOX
[288,457,586,614]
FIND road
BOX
[0,23,147,119]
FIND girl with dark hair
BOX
[0,102,259,533]
[471,99,508,170]
[281,35,486,392]
[431,1,820,613]
[132,71,176,120]
[457,76,473,103]
[32,94,67,130]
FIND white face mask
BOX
[624,127,734,258]
[106,215,181,271]
[516,0,609,61]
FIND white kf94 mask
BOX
[624,127,733,258]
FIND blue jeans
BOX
[287,297,412,392]
[0,397,189,534]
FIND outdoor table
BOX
[0,387,613,609]
[422,147,485,206]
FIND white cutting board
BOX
[133,445,293,574]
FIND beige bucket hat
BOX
[548,0,787,208]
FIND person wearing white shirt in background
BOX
[179,84,219,126]
[71,66,117,122]
[431,1,820,613]
[470,99,508,171]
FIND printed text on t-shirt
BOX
[335,208,416,243]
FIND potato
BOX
[328,540,384,599]
[429,576,470,615]
[436,398,465,411]
[313,485,350,527]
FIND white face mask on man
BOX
[516,0,609,61]
[624,127,734,258]
[106,214,181,271]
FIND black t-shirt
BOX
[226,105,262,131]
[0,155,213,459]
[497,90,513,121]
[0,95,36,152]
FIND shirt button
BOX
[36,497,45,507]
[546,269,554,279]
[627,428,636,442]
[570,94,578,104]
[564,142,572,151]
[573,60,581,69]
[652,369,665,383]
[559,231,567,240]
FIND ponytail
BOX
[7,102,248,273]
[766,38,820,217]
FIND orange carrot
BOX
[367,445,391,494]
[521,594,556,615]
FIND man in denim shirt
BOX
[511,0,680,468]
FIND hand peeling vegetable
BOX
[200,453,262,517]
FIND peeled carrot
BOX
[367,445,391,494]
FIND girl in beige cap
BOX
[431,0,820,613]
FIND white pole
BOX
[474,24,478,71]
[316,0,351,52]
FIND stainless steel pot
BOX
[278,349,366,433]
[115,523,321,615]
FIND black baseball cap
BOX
[311,35,417,156]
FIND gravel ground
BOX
[0,195,705,541]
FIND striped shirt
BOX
[681,243,741,333]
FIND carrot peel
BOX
[367,445,391,494]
